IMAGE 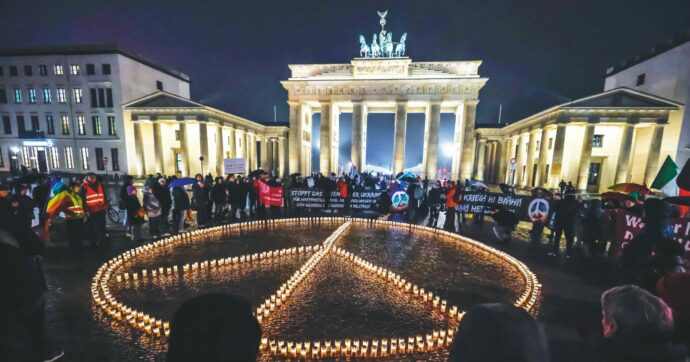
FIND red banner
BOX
[259,182,284,207]
[612,209,690,261]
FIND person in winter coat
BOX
[44,182,85,250]
[153,177,172,233]
[443,182,459,233]
[143,186,163,239]
[596,285,687,362]
[490,206,519,243]
[11,184,36,230]
[550,193,578,257]
[192,180,210,227]
[1,183,62,361]
[427,182,444,228]
[172,186,191,233]
[125,186,145,242]
[119,175,134,235]
[210,177,227,223]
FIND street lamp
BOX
[199,156,205,175]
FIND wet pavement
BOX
[41,214,610,361]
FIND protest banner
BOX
[287,189,382,210]
[611,209,690,261]
[259,182,284,207]
[456,192,549,222]
[223,158,245,174]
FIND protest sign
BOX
[611,209,690,261]
[223,158,245,174]
[288,189,382,210]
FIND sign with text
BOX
[223,158,245,174]
[288,189,382,210]
[259,182,284,207]
[611,209,690,262]
[455,192,547,221]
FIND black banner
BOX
[456,192,550,222]
[287,189,383,210]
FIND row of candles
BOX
[114,245,320,283]
[90,216,541,359]
[91,218,349,339]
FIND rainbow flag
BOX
[45,189,68,217]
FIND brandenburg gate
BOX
[281,11,487,180]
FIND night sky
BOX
[1,0,688,169]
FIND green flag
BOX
[651,155,679,191]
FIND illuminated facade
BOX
[123,92,288,177]
[604,36,690,171]
[0,44,190,175]
[475,88,681,193]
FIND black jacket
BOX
[152,182,172,210]
[210,184,227,204]
[125,194,145,226]
[172,187,190,211]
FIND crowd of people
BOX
[1,165,689,361]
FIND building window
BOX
[30,115,39,131]
[175,129,181,141]
[53,65,64,75]
[107,116,116,135]
[111,148,120,171]
[17,115,25,132]
[548,137,553,150]
[72,88,83,103]
[544,164,550,183]
[98,88,105,107]
[9,66,18,76]
[86,64,95,75]
[536,140,541,152]
[42,88,51,103]
[0,147,4,168]
[175,153,183,173]
[46,115,55,135]
[102,64,111,75]
[24,65,32,76]
[64,147,75,169]
[61,115,70,135]
[156,80,163,91]
[28,88,37,104]
[0,88,6,104]
[21,147,32,168]
[70,64,80,75]
[57,88,67,103]
[592,134,604,148]
[48,147,59,169]
[89,88,97,107]
[76,115,86,135]
[2,115,11,134]
[39,65,47,76]
[106,88,113,107]
[80,147,89,170]
[92,116,102,135]
[636,73,645,86]
[14,88,22,104]
[95,148,104,170]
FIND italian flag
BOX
[651,155,679,196]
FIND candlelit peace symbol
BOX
[91,217,541,359]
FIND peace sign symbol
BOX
[92,218,540,359]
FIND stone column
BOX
[329,105,340,174]
[422,102,441,179]
[548,123,567,188]
[614,122,636,184]
[474,139,487,180]
[153,120,164,174]
[451,103,465,180]
[260,135,269,170]
[133,121,145,176]
[266,137,274,174]
[235,127,245,160]
[392,101,408,174]
[287,101,301,175]
[458,100,478,180]
[515,134,525,186]
[537,129,549,186]
[496,140,506,184]
[643,122,665,185]
[319,102,332,174]
[351,101,367,172]
[226,126,236,159]
[278,136,287,177]
[199,122,210,175]
[215,124,223,175]
[576,122,597,191]
[245,131,253,173]
[525,131,538,187]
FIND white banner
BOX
[223,158,245,174]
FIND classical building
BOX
[123,91,288,177]
[475,88,681,193]
[604,34,690,170]
[0,44,190,175]
[282,11,487,180]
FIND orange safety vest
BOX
[85,182,106,213]
[445,188,458,208]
